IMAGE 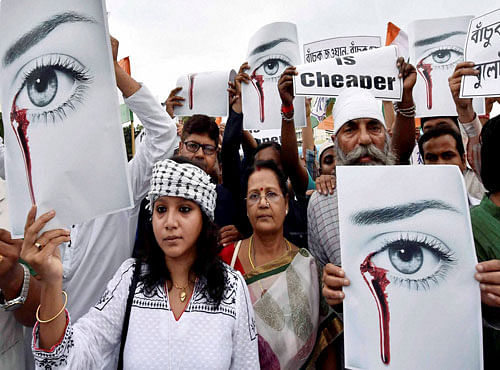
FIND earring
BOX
[286,209,288,215]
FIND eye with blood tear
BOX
[252,56,291,81]
[360,231,456,364]
[369,231,456,290]
[418,46,463,70]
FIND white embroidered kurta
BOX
[32,259,259,369]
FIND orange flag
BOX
[118,57,131,75]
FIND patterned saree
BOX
[242,247,342,369]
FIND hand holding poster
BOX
[337,165,483,370]
[408,16,485,117]
[242,22,305,130]
[174,70,236,117]
[461,8,500,98]
[0,0,133,237]
[294,45,402,100]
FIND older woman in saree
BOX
[221,160,342,369]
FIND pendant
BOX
[180,290,187,302]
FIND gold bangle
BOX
[36,291,68,324]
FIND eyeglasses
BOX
[246,191,283,205]
[183,141,217,155]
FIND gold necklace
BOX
[248,235,291,296]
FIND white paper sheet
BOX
[294,45,402,100]
[409,16,485,117]
[174,70,236,117]
[461,8,500,98]
[0,0,133,237]
[337,165,483,370]
[242,22,305,130]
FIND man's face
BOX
[179,133,217,173]
[320,147,335,175]
[422,134,466,172]
[422,117,459,133]
[335,118,389,165]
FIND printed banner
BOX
[242,22,305,130]
[304,36,381,128]
[338,165,483,370]
[174,70,236,117]
[303,35,381,64]
[294,45,402,100]
[0,0,133,237]
[461,8,500,98]
[409,16,484,117]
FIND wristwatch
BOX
[0,263,30,311]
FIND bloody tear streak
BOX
[417,61,433,110]
[188,73,197,109]
[360,253,391,365]
[10,96,35,205]
[250,71,265,122]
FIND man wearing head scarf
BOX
[306,58,416,270]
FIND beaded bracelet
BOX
[36,291,68,324]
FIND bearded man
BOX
[307,60,416,268]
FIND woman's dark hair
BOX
[137,156,225,305]
[480,115,500,194]
[243,159,288,199]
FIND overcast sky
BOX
[106,0,496,104]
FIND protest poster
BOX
[461,8,500,98]
[174,70,236,117]
[337,165,483,370]
[242,22,306,130]
[303,36,381,128]
[294,45,403,101]
[409,16,485,117]
[0,0,133,237]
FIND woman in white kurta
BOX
[21,158,259,369]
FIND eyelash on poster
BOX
[420,45,464,70]
[16,54,93,124]
[255,54,292,80]
[375,232,457,291]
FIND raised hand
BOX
[278,66,297,108]
[228,62,251,114]
[164,87,185,119]
[448,61,479,122]
[20,206,70,284]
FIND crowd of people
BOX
[0,30,499,370]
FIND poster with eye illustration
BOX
[174,70,236,117]
[337,165,483,370]
[242,22,306,130]
[409,16,484,117]
[0,0,133,238]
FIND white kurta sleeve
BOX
[124,84,177,205]
[230,272,259,369]
[32,259,137,369]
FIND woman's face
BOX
[152,196,203,262]
[0,0,130,236]
[246,168,287,235]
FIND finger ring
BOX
[35,242,43,250]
